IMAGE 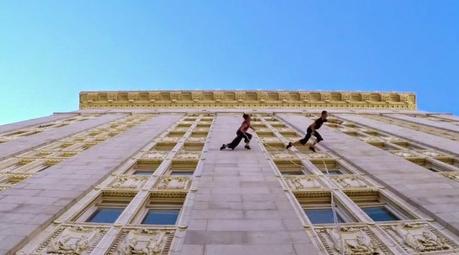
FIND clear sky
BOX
[1,1,458,124]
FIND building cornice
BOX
[79,90,416,110]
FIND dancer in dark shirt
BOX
[286,110,328,152]
[220,113,256,150]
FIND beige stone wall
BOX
[1,107,459,255]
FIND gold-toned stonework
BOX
[315,225,393,255]
[19,225,108,255]
[380,222,459,254]
[142,151,168,160]
[108,175,149,190]
[155,176,191,191]
[107,228,175,255]
[440,172,459,182]
[329,175,372,190]
[174,151,201,161]
[284,175,325,191]
[80,90,416,110]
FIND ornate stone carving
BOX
[393,150,419,159]
[362,137,385,143]
[440,172,459,182]
[284,176,323,191]
[109,175,148,190]
[330,175,370,189]
[109,228,174,255]
[416,150,447,158]
[271,151,298,160]
[175,151,201,160]
[142,151,168,160]
[316,226,391,255]
[304,152,333,160]
[80,91,416,110]
[155,176,191,190]
[158,137,180,143]
[24,225,107,255]
[381,222,458,253]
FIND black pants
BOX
[227,130,252,149]
[299,127,323,145]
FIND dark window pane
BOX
[142,209,179,225]
[304,208,344,224]
[325,170,342,175]
[170,171,193,176]
[87,208,124,223]
[362,206,400,221]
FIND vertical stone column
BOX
[0,113,127,160]
[335,114,459,156]
[0,114,183,254]
[278,113,459,236]
[178,113,319,255]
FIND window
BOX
[296,191,355,225]
[346,190,413,222]
[153,142,176,151]
[183,142,204,151]
[141,209,180,225]
[361,206,399,222]
[304,208,344,224]
[75,191,134,224]
[167,160,197,176]
[127,160,161,175]
[132,192,185,225]
[170,170,194,176]
[325,170,342,176]
[274,160,306,175]
[311,159,349,175]
[86,208,124,223]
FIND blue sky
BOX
[1,1,458,124]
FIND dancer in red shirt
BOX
[220,113,255,150]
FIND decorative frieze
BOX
[330,175,372,190]
[108,175,149,190]
[142,151,168,160]
[18,225,108,255]
[174,151,201,161]
[80,91,416,110]
[315,225,392,255]
[380,222,459,254]
[107,228,175,255]
[155,176,191,191]
[284,175,324,191]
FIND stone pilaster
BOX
[0,114,183,254]
[278,113,459,236]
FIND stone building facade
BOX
[0,90,458,255]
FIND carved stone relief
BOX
[330,175,370,189]
[381,222,458,254]
[316,226,391,255]
[284,176,323,191]
[109,175,149,190]
[109,228,174,255]
[155,176,191,190]
[21,225,107,255]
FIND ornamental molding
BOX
[80,90,416,110]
